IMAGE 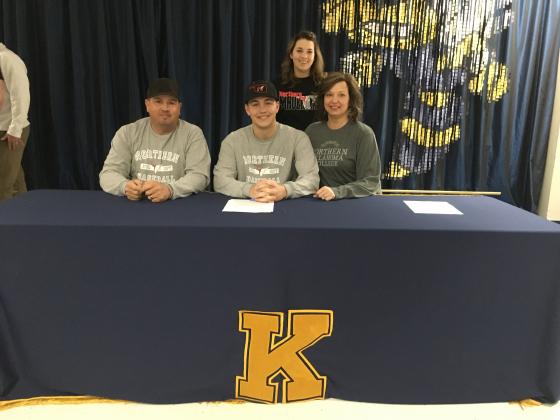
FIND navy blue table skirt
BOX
[1,190,559,404]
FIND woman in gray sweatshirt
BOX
[305,72,381,200]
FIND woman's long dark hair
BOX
[280,31,325,86]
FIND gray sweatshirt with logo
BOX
[99,117,210,198]
[305,120,381,198]
[213,123,319,198]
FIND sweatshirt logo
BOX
[242,155,286,184]
[140,163,173,173]
[314,141,349,168]
[134,148,178,182]
[279,91,318,111]
[134,149,180,164]
[249,166,280,176]
[242,155,287,166]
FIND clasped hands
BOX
[249,180,335,202]
[249,179,287,203]
[124,179,172,203]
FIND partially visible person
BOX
[213,80,319,202]
[99,78,210,202]
[0,42,30,202]
[305,72,381,201]
[274,31,326,131]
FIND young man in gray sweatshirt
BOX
[213,80,319,202]
[99,78,210,202]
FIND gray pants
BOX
[0,125,30,202]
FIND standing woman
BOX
[305,72,382,200]
[274,31,326,131]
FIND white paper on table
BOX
[403,200,463,215]
[222,199,274,213]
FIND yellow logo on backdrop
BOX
[322,0,513,178]
[235,310,334,403]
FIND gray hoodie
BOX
[99,117,210,198]
[213,123,319,198]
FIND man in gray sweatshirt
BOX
[213,80,319,202]
[99,78,210,202]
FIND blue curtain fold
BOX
[491,0,560,210]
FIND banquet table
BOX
[0,190,559,404]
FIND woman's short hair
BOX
[280,30,325,86]
[317,72,363,122]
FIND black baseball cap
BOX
[245,80,279,103]
[146,78,180,100]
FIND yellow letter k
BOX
[236,310,333,403]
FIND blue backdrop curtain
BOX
[0,0,558,211]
